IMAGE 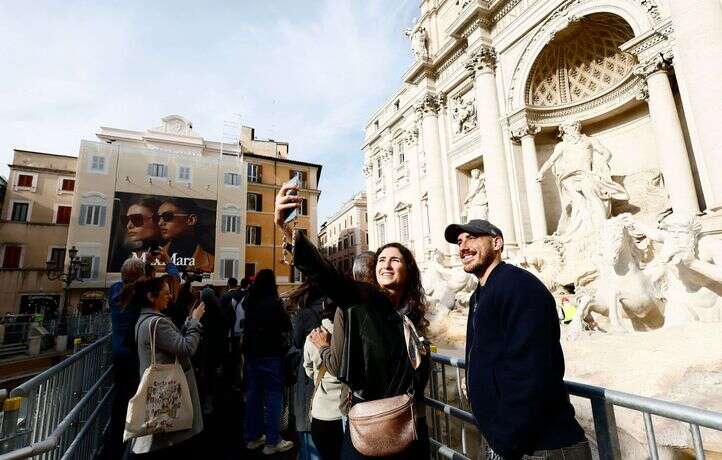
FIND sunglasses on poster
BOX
[121,213,152,227]
[153,212,190,224]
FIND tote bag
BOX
[123,317,194,441]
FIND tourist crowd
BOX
[102,180,592,460]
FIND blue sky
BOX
[0,0,418,220]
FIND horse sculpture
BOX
[571,214,664,333]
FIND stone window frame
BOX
[14,172,38,192]
[221,204,242,234]
[177,165,193,183]
[8,199,32,222]
[1,243,25,269]
[56,176,76,195]
[394,202,412,244]
[88,155,108,174]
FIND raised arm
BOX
[274,182,359,306]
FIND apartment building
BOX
[0,150,77,315]
[64,115,321,305]
[318,192,368,275]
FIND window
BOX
[350,233,355,246]
[2,246,22,269]
[376,157,382,179]
[299,198,308,216]
[220,259,240,280]
[79,256,100,280]
[246,225,262,245]
[56,206,72,224]
[11,202,29,222]
[178,166,191,182]
[245,263,256,278]
[290,170,307,188]
[247,163,262,183]
[148,163,168,178]
[222,215,240,233]
[48,248,66,270]
[376,221,386,246]
[17,174,34,188]
[79,205,106,227]
[222,205,241,233]
[90,155,106,173]
[350,215,353,226]
[247,193,263,212]
[60,179,75,191]
[398,142,406,164]
[224,172,241,187]
[399,213,410,242]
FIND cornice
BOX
[8,164,76,176]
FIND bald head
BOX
[353,251,376,284]
[121,257,146,284]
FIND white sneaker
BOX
[262,439,294,455]
[246,435,266,450]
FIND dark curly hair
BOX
[374,242,429,335]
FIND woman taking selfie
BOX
[275,183,430,460]
[122,275,205,457]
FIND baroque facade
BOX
[319,192,369,275]
[363,0,722,330]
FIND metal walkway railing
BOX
[0,334,114,460]
[425,353,722,460]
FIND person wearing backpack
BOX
[221,277,249,391]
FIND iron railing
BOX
[425,353,722,460]
[0,334,114,460]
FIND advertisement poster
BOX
[108,192,216,273]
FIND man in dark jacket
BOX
[444,219,590,460]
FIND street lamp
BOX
[45,245,85,333]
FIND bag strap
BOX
[149,316,179,366]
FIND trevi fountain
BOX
[362,0,722,457]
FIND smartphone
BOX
[283,175,301,224]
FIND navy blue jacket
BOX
[465,262,584,459]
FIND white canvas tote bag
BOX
[123,317,194,441]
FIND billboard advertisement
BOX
[108,192,216,273]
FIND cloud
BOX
[0,0,417,220]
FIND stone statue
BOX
[570,214,664,333]
[631,213,722,327]
[450,95,477,134]
[423,249,477,311]
[462,169,488,221]
[403,26,428,60]
[537,121,628,239]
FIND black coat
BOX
[465,262,584,460]
[293,231,429,403]
[242,294,291,358]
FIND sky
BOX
[0,0,418,221]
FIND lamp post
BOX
[45,245,84,334]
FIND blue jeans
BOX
[297,432,320,460]
[243,357,284,445]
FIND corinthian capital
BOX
[510,123,540,143]
[465,46,497,77]
[415,92,441,117]
[633,49,674,78]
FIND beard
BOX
[462,252,495,276]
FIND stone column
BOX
[511,123,547,241]
[667,0,722,211]
[415,93,448,251]
[466,47,517,244]
[634,54,700,215]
